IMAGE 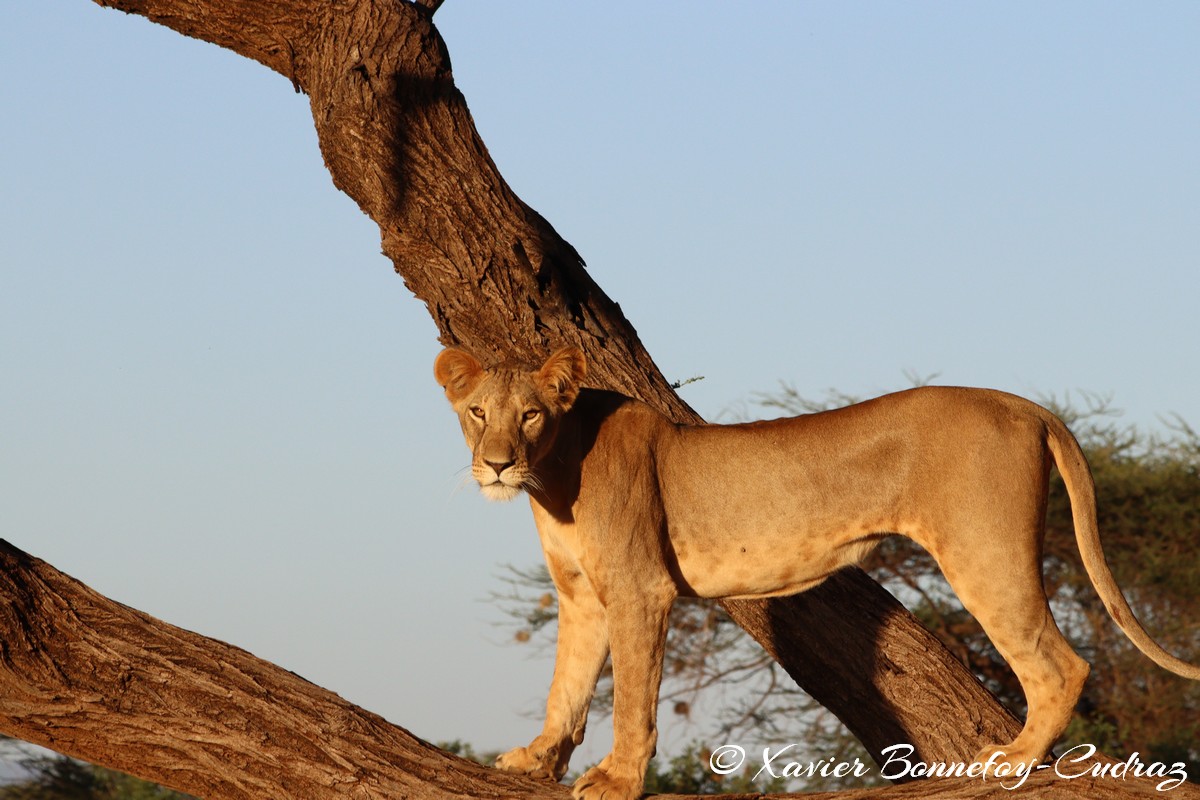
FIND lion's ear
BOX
[537,347,587,412]
[434,348,485,404]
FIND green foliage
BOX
[435,739,500,766]
[642,742,789,794]
[0,753,194,800]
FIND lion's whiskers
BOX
[521,471,546,495]
[449,465,476,497]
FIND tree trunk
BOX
[1,541,1189,800]
[720,571,1023,766]
[6,0,1130,793]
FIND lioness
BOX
[434,346,1199,800]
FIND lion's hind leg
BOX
[931,535,1089,771]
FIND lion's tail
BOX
[1045,414,1200,680]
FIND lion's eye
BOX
[469,406,486,420]
[523,409,541,422]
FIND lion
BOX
[434,346,1200,800]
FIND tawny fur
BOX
[434,347,1200,800]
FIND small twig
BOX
[414,0,446,14]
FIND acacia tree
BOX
[0,1,1188,798]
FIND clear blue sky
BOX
[2,0,1198,777]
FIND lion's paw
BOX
[571,765,642,800]
[972,744,1042,777]
[494,745,557,781]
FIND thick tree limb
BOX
[722,570,1024,766]
[1,541,1191,799]
[98,0,689,407]
[0,541,532,799]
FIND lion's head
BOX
[434,347,587,501]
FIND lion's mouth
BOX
[480,480,523,503]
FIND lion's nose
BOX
[485,459,515,477]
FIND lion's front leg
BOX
[495,554,609,782]
[571,595,672,800]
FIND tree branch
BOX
[0,540,542,798]
[721,570,1023,765]
[98,0,690,408]
[96,0,316,78]
[414,0,446,15]
[1,541,1188,799]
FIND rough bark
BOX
[0,543,512,800]
[2,541,1191,800]
[721,570,1024,766]
[98,0,692,407]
